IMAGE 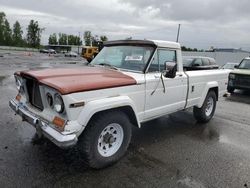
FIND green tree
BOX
[0,12,6,45]
[58,33,68,45]
[48,33,58,45]
[12,21,23,46]
[68,35,75,45]
[100,35,108,42]
[3,19,12,45]
[91,35,99,46]
[84,31,92,46]
[75,35,82,45]
[67,35,82,45]
[26,20,43,48]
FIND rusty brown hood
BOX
[18,66,137,94]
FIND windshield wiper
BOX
[97,63,118,70]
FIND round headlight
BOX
[15,77,22,90]
[15,76,24,94]
[229,74,235,79]
[46,93,53,107]
[54,94,64,113]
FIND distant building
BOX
[212,48,249,53]
[44,44,85,54]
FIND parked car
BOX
[183,56,219,71]
[48,49,56,54]
[221,62,239,69]
[65,51,78,57]
[227,57,250,93]
[9,39,230,169]
[39,49,49,53]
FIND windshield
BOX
[239,59,250,69]
[222,63,237,69]
[91,45,155,72]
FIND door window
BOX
[148,49,176,72]
[202,58,210,66]
[193,58,202,66]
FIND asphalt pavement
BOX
[0,51,250,188]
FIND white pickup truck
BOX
[9,40,229,168]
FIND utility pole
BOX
[176,24,181,42]
[78,32,81,54]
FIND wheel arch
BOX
[197,81,218,108]
[76,96,141,136]
[87,106,139,128]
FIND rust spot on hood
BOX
[18,66,137,94]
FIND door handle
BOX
[176,73,183,77]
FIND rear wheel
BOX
[193,91,217,123]
[78,111,132,169]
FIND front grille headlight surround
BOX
[229,73,235,79]
[15,75,24,94]
[46,92,53,107]
[54,93,65,113]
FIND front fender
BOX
[77,95,140,133]
[197,81,218,108]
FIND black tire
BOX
[227,87,235,93]
[193,91,217,123]
[78,110,132,169]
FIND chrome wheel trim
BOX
[205,97,214,117]
[97,123,124,157]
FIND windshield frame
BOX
[90,43,157,73]
[238,59,250,69]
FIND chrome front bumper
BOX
[9,99,78,148]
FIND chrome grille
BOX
[235,74,250,87]
[24,76,44,111]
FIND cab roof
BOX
[104,39,181,49]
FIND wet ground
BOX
[0,51,250,188]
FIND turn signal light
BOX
[16,94,21,101]
[52,116,65,130]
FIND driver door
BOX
[144,49,187,121]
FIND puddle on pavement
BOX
[0,75,7,85]
[177,176,206,188]
[190,125,220,143]
[200,126,220,141]
[226,92,250,104]
[16,122,36,144]
[219,134,250,151]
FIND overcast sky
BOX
[1,0,250,50]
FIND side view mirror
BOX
[234,65,239,68]
[163,62,177,78]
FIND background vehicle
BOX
[48,49,56,54]
[65,51,78,57]
[221,62,239,69]
[39,49,49,53]
[183,56,219,71]
[228,57,250,93]
[9,40,229,169]
[82,46,98,62]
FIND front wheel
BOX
[193,91,217,123]
[78,111,132,169]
